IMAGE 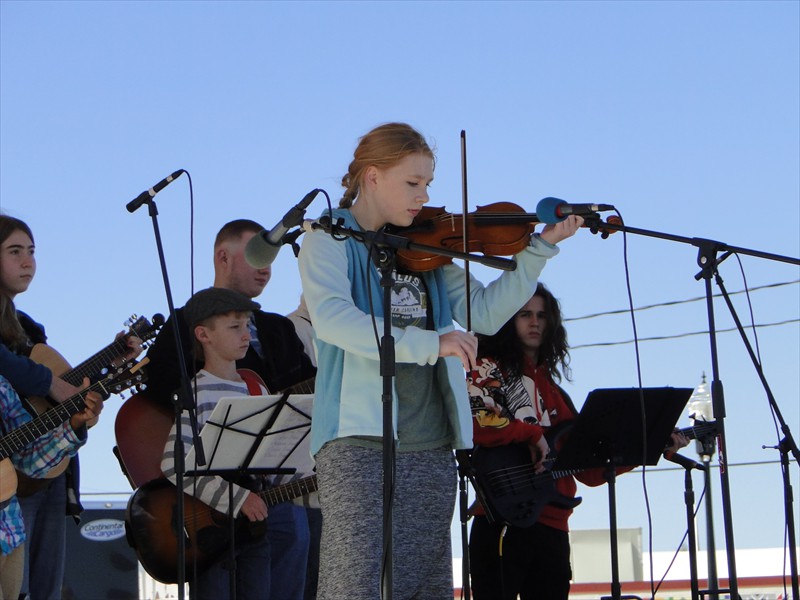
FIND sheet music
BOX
[185,394,314,478]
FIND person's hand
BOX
[666,430,691,453]
[529,435,550,474]
[49,375,84,403]
[68,378,103,431]
[240,491,268,522]
[112,331,143,366]
[439,331,478,371]
[539,215,584,245]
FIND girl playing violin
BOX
[298,122,583,599]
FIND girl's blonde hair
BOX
[339,122,435,208]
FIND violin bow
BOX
[460,130,473,333]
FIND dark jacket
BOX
[145,305,316,407]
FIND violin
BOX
[392,201,619,272]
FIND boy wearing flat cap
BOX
[160,287,307,600]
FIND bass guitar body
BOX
[470,443,582,528]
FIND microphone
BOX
[126,170,185,213]
[244,189,321,268]
[300,216,332,234]
[536,197,615,224]
[663,451,707,471]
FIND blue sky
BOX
[1,0,798,567]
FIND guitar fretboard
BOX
[61,316,159,390]
[260,474,318,506]
[0,361,147,460]
[281,378,315,396]
[1,386,99,460]
[63,337,132,388]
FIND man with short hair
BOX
[144,219,315,600]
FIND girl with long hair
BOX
[298,123,583,599]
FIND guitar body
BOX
[26,343,72,414]
[15,344,74,495]
[126,473,318,584]
[0,458,18,503]
[125,477,237,584]
[115,392,173,488]
[470,443,581,528]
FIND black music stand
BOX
[553,386,693,600]
[184,391,312,597]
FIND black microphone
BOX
[663,451,707,471]
[126,170,186,213]
[300,216,332,234]
[244,189,321,268]
[536,197,615,224]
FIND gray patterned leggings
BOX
[315,442,457,600]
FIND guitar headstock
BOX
[124,313,165,350]
[98,357,150,400]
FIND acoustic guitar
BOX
[0,359,148,502]
[117,373,316,582]
[125,473,318,583]
[16,314,164,496]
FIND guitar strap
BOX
[237,368,268,396]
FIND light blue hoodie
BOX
[299,208,559,456]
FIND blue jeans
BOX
[305,507,322,600]
[18,473,67,600]
[193,501,310,600]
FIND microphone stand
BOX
[129,197,206,599]
[706,254,800,598]
[675,453,706,600]
[589,217,800,600]
[307,217,515,600]
[694,427,720,597]
[772,436,800,600]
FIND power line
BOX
[564,279,799,323]
[572,318,799,350]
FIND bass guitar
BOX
[469,421,718,528]
[17,314,163,495]
[0,359,149,502]
[470,442,583,529]
[125,473,318,584]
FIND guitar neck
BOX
[61,337,131,388]
[258,474,318,507]
[281,377,315,396]
[677,421,717,442]
[549,467,584,480]
[0,360,147,460]
[0,387,95,460]
[59,315,160,388]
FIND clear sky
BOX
[1,0,798,572]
